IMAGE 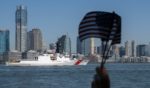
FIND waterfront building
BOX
[27,31,33,50]
[0,30,9,53]
[125,41,131,57]
[145,44,150,56]
[112,45,120,56]
[15,5,27,52]
[0,29,9,63]
[119,46,125,57]
[3,50,21,62]
[56,35,71,55]
[91,38,95,55]
[136,44,147,57]
[27,28,43,51]
[32,28,43,51]
[0,53,4,64]
[77,35,97,55]
[131,40,136,57]
[81,38,90,55]
[76,36,82,54]
[22,50,38,60]
[49,43,56,53]
[81,38,95,56]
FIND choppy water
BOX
[0,63,150,88]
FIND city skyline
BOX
[0,0,150,52]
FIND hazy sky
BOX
[0,0,150,52]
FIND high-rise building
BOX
[81,38,95,56]
[90,38,95,55]
[125,41,131,56]
[112,45,120,56]
[56,35,71,55]
[27,31,33,50]
[81,38,90,55]
[15,5,27,52]
[32,29,42,51]
[0,30,9,53]
[77,36,82,54]
[119,46,125,57]
[27,28,42,51]
[131,40,136,57]
[144,44,150,56]
[136,44,147,57]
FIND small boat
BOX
[6,54,89,66]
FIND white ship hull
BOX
[6,54,89,66]
[6,60,89,66]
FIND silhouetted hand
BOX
[92,66,110,88]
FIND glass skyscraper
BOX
[136,44,147,57]
[0,30,9,53]
[56,35,71,55]
[77,37,95,56]
[80,38,95,56]
[15,5,27,52]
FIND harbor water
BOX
[0,63,150,88]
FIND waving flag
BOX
[80,11,122,88]
[79,11,121,45]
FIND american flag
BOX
[79,11,121,45]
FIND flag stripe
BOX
[79,11,121,43]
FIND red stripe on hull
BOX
[74,60,83,65]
